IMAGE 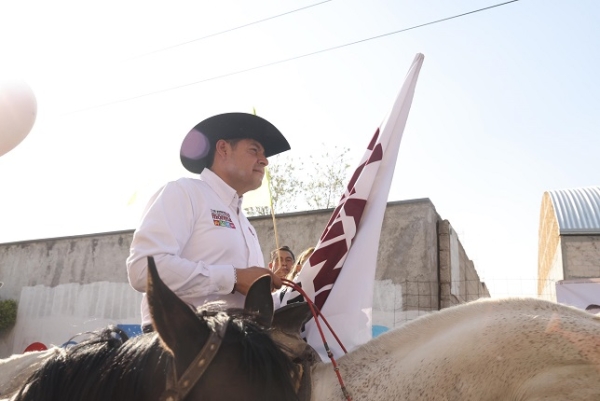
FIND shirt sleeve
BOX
[126,181,236,298]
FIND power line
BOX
[128,0,333,60]
[69,0,520,114]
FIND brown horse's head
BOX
[147,256,314,401]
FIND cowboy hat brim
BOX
[180,113,290,174]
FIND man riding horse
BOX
[126,112,291,332]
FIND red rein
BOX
[281,279,352,401]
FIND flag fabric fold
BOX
[278,53,425,360]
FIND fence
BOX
[372,278,561,333]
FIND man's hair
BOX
[270,245,295,262]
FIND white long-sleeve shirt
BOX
[126,169,264,326]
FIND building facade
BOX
[0,198,487,357]
[538,186,600,305]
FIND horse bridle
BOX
[159,319,228,401]
[157,314,312,401]
[155,288,350,401]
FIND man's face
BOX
[270,250,295,278]
[220,139,268,195]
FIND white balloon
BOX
[0,79,37,157]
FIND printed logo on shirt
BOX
[211,209,236,229]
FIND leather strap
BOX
[159,319,228,401]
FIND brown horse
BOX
[11,257,315,401]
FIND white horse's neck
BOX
[310,327,412,400]
[309,298,600,400]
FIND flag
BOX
[278,53,425,360]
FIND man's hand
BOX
[234,267,282,295]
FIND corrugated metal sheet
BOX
[547,186,600,234]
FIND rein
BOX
[159,318,228,401]
[281,278,353,401]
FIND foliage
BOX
[304,147,351,210]
[266,157,303,214]
[244,145,351,216]
[244,205,272,217]
[0,299,17,331]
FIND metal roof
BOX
[547,186,600,235]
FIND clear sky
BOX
[1,0,599,297]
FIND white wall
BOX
[10,282,142,354]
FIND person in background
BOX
[273,246,316,305]
[126,112,291,332]
[269,245,296,280]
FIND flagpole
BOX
[252,107,280,253]
[266,167,280,251]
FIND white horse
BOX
[308,297,600,400]
[0,347,59,400]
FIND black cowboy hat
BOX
[180,112,290,174]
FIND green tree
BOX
[244,145,351,216]
[0,299,17,331]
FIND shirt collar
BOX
[200,169,243,210]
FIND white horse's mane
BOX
[0,347,62,400]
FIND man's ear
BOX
[214,139,230,158]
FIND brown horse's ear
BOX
[244,275,274,328]
[272,302,313,334]
[146,256,206,357]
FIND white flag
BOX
[278,53,425,360]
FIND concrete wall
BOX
[562,236,600,279]
[536,234,600,302]
[0,199,486,357]
[439,221,488,309]
[374,200,442,325]
[0,232,133,302]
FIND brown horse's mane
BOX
[13,326,165,401]
[13,308,300,401]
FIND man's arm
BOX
[126,181,280,298]
[127,181,241,298]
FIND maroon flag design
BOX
[278,54,425,359]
